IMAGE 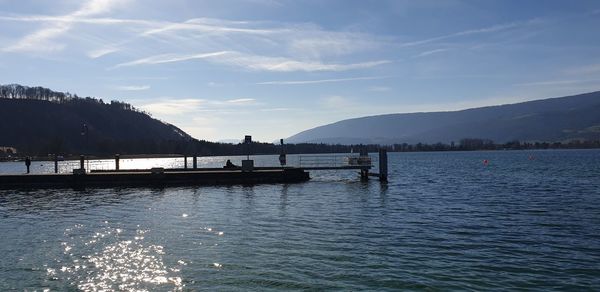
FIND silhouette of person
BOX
[25,156,31,174]
[224,159,236,168]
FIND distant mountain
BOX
[287,91,600,144]
[0,84,192,155]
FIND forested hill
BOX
[0,84,386,156]
[0,84,194,155]
[287,91,600,145]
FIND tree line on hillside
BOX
[2,137,599,159]
[0,84,141,113]
[389,138,600,152]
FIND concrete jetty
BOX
[0,168,310,189]
[0,147,388,189]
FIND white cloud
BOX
[227,98,255,104]
[140,99,204,115]
[114,85,150,91]
[138,96,262,116]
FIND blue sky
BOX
[1,0,600,142]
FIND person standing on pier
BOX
[25,157,31,174]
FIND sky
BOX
[1,0,600,142]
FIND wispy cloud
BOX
[114,85,150,91]
[2,0,125,53]
[88,47,119,58]
[227,98,255,104]
[1,4,389,74]
[114,51,390,72]
[3,24,70,53]
[0,15,150,25]
[112,51,230,68]
[399,19,540,48]
[414,48,449,58]
[257,75,392,85]
[216,53,390,72]
[141,18,278,36]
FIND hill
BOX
[0,84,193,155]
[287,91,600,144]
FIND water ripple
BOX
[0,150,599,290]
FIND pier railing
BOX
[297,154,372,169]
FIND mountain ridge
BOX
[287,91,600,144]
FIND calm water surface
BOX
[1,150,599,290]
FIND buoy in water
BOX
[483,159,489,165]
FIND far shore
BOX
[2,147,600,163]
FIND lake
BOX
[1,150,599,290]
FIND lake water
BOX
[1,150,599,290]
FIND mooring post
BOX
[360,147,369,181]
[279,138,286,167]
[54,155,59,174]
[80,155,85,170]
[115,154,120,171]
[379,149,388,182]
[360,168,369,181]
[184,155,188,169]
[193,155,197,169]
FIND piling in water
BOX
[379,149,388,182]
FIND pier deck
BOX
[0,168,310,189]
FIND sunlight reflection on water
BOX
[50,224,184,291]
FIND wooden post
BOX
[54,155,59,174]
[184,155,188,169]
[193,155,197,169]
[115,154,120,171]
[379,149,388,182]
